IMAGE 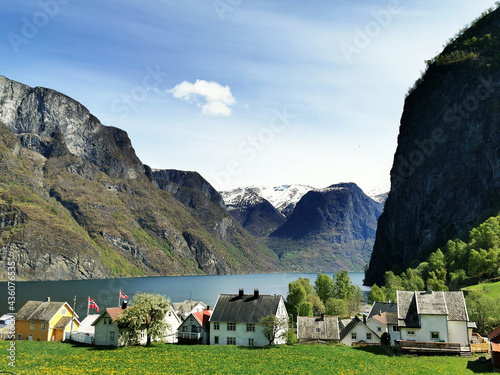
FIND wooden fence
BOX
[471,342,489,353]
[399,341,461,354]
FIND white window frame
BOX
[227,322,236,331]
[351,332,357,340]
[30,321,36,330]
[41,322,46,331]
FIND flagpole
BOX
[87,296,89,317]
[118,290,121,306]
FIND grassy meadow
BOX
[0,341,493,375]
[463,280,500,298]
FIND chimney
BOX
[427,283,433,294]
[206,306,211,311]
[321,313,325,321]
[254,289,259,298]
[46,297,51,302]
[122,300,128,310]
[239,288,244,298]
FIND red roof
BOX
[192,310,212,330]
[107,307,124,321]
[489,326,500,342]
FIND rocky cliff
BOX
[365,8,500,285]
[0,76,283,280]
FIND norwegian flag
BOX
[88,297,99,312]
[120,290,129,299]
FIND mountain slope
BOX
[269,183,383,272]
[220,188,286,237]
[365,7,500,285]
[0,76,283,280]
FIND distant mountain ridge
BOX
[222,182,385,272]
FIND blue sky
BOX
[1,0,497,192]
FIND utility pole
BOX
[70,295,76,341]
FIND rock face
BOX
[269,183,383,272]
[365,8,500,285]
[0,76,283,280]
[220,188,286,237]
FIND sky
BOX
[0,0,497,193]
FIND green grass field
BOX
[0,341,493,375]
[463,280,500,298]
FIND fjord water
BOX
[0,273,369,318]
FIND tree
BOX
[381,332,391,346]
[297,301,313,317]
[324,298,348,319]
[332,270,356,300]
[306,294,325,316]
[314,273,334,304]
[368,284,386,303]
[286,281,307,320]
[296,278,314,295]
[260,315,288,345]
[465,288,500,335]
[115,292,171,346]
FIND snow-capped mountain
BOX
[247,184,314,217]
[365,183,390,204]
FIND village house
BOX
[366,302,400,345]
[177,307,212,345]
[66,314,99,344]
[340,316,381,346]
[296,315,340,343]
[397,290,471,353]
[172,300,207,320]
[489,326,500,371]
[209,289,288,346]
[163,307,182,343]
[15,298,79,341]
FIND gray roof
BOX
[16,300,77,322]
[53,316,73,329]
[172,300,206,314]
[368,302,398,319]
[297,316,339,341]
[211,294,283,323]
[397,290,468,328]
[340,316,361,340]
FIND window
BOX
[140,331,146,339]
[110,331,115,342]
[316,328,321,333]
[214,336,219,344]
[377,327,381,332]
[61,308,67,315]
[30,321,35,330]
[17,334,21,340]
[392,326,400,332]
[182,326,188,332]
[213,322,220,330]
[351,333,357,340]
[407,330,415,335]
[366,333,372,340]
[41,322,46,331]
[246,323,255,332]
[431,332,440,339]
[227,322,236,331]
[227,337,236,345]
[103,318,107,325]
[249,338,254,346]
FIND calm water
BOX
[0,273,369,319]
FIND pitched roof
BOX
[340,316,380,341]
[191,310,212,330]
[53,316,74,330]
[297,316,339,341]
[397,290,468,328]
[368,302,398,319]
[370,312,398,326]
[91,307,123,326]
[489,326,500,342]
[16,300,77,322]
[172,300,206,314]
[210,293,284,323]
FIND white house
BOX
[366,302,400,345]
[340,316,381,346]
[92,305,147,346]
[172,300,207,320]
[163,308,182,343]
[177,308,212,345]
[209,289,288,346]
[397,290,470,348]
[66,314,99,344]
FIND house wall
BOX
[366,318,386,336]
[94,313,120,346]
[15,320,49,341]
[164,310,181,343]
[341,323,380,346]
[48,304,77,342]
[388,324,401,344]
[448,321,469,347]
[210,322,269,346]
[400,315,448,342]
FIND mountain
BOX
[364,7,500,285]
[366,185,390,204]
[220,188,286,237]
[0,76,283,280]
[268,183,384,272]
[249,185,314,217]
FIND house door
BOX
[28,334,33,341]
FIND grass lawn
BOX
[0,341,493,375]
[463,280,500,298]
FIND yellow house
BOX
[16,297,79,341]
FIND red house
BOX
[489,326,500,372]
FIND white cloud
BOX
[170,79,236,116]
